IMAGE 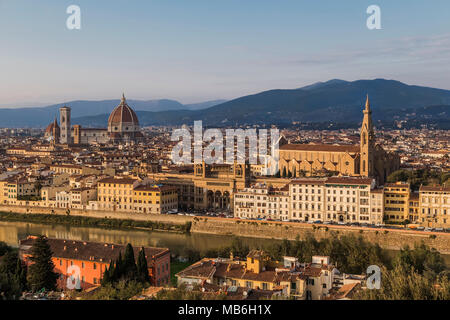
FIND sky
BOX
[1,0,450,107]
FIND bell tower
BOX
[360,95,375,177]
[60,106,71,144]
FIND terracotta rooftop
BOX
[19,237,169,265]
[98,177,137,185]
[108,95,139,126]
[280,144,360,153]
[420,185,450,192]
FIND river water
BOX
[1,220,449,265]
[0,220,279,256]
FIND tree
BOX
[27,236,58,292]
[355,264,450,300]
[101,263,112,286]
[137,248,150,284]
[123,244,138,281]
[282,167,287,178]
[0,250,28,299]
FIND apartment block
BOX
[419,185,450,228]
[384,182,410,223]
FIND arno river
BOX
[1,220,449,265]
[0,220,281,256]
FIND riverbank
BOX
[0,204,449,253]
[190,217,450,254]
[0,211,191,234]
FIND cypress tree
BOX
[112,253,122,281]
[16,258,28,292]
[27,236,58,292]
[282,167,287,178]
[123,244,138,280]
[101,264,111,286]
[137,247,150,283]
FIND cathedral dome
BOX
[107,94,141,142]
[108,94,139,127]
[45,118,60,134]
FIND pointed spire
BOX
[364,94,371,112]
[121,93,126,103]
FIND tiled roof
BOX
[19,237,169,264]
[98,177,137,184]
[280,144,360,153]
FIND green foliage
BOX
[101,243,149,289]
[83,280,145,300]
[356,264,450,300]
[387,169,445,190]
[0,241,12,256]
[137,248,150,284]
[394,242,446,278]
[0,247,28,299]
[27,236,58,292]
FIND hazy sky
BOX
[1,0,450,107]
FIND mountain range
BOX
[1,79,449,128]
[0,99,226,128]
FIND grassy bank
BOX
[0,211,192,234]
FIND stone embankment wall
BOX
[1,205,449,253]
[190,218,450,254]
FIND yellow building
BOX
[97,177,138,212]
[408,192,420,223]
[0,180,8,205]
[384,182,410,223]
[279,96,400,185]
[96,177,178,214]
[133,184,178,214]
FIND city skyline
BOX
[1,0,450,107]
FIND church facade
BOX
[278,96,400,185]
[44,94,143,145]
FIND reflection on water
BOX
[0,221,277,256]
[1,220,449,266]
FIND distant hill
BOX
[2,79,450,128]
[74,79,450,128]
[0,98,225,128]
